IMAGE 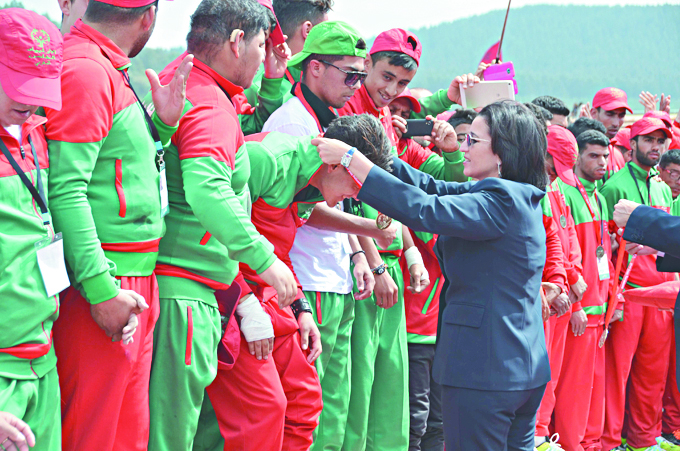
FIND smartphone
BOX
[460,80,515,110]
[403,119,434,138]
[483,61,515,80]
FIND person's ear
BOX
[58,0,71,16]
[308,60,323,78]
[364,56,372,72]
[589,106,598,118]
[629,139,637,152]
[139,4,155,32]
[229,29,245,59]
[300,21,313,40]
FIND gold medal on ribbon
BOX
[376,213,392,230]
[560,215,567,228]
[596,245,605,259]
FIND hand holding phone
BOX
[403,119,434,139]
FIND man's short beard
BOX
[636,149,659,168]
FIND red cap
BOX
[592,87,632,113]
[547,124,578,183]
[0,9,62,110]
[370,28,421,66]
[95,0,157,6]
[611,127,632,151]
[630,117,672,140]
[394,88,421,113]
[257,0,285,46]
[643,110,673,128]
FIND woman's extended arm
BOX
[312,137,473,196]
[359,164,513,241]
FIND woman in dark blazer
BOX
[313,100,551,451]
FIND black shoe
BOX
[663,432,680,447]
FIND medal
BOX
[559,215,567,228]
[596,245,605,258]
[376,213,392,230]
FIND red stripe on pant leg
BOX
[115,159,126,218]
[185,306,193,366]
[316,292,322,325]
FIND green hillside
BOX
[409,4,680,113]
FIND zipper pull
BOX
[19,144,25,159]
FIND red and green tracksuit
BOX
[0,119,61,451]
[600,162,675,450]
[43,19,175,451]
[602,144,627,185]
[397,137,466,449]
[536,182,584,438]
[553,175,612,451]
[204,132,325,451]
[663,196,680,437]
[240,65,299,134]
[146,53,277,451]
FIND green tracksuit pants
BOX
[342,254,409,451]
[0,367,60,451]
[306,291,355,451]
[148,276,222,451]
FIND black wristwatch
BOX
[371,262,387,275]
[290,298,313,319]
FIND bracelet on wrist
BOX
[371,262,387,275]
[349,250,365,264]
[290,298,312,319]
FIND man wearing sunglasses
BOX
[262,21,395,450]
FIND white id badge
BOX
[35,232,70,297]
[159,161,169,218]
[597,255,610,281]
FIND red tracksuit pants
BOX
[554,325,605,451]
[602,302,673,450]
[53,275,160,451]
[663,331,680,435]
[536,311,571,437]
[208,296,323,451]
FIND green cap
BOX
[288,20,367,69]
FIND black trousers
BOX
[408,343,444,451]
[441,383,547,451]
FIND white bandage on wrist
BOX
[405,246,429,281]
[236,294,274,342]
[404,246,424,268]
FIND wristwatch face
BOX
[373,266,386,275]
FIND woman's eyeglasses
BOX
[465,134,490,148]
[320,60,368,87]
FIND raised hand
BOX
[146,53,193,127]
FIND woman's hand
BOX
[427,115,459,153]
[311,137,352,166]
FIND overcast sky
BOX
[31,0,679,49]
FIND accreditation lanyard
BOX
[122,70,164,166]
[0,135,50,225]
[574,177,604,249]
[628,163,652,206]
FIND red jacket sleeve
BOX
[542,214,569,294]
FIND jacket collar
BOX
[628,161,658,179]
[577,176,598,195]
[292,82,337,132]
[191,53,244,100]
[356,85,386,119]
[0,115,47,147]
[73,19,131,70]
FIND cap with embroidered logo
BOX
[370,28,421,66]
[630,117,672,140]
[592,87,632,113]
[0,8,63,110]
[288,21,366,69]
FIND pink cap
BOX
[0,9,63,110]
[611,127,632,151]
[394,88,421,113]
[630,117,672,140]
[257,0,285,46]
[547,124,578,182]
[592,87,632,113]
[96,0,158,6]
[643,110,672,128]
[370,28,421,66]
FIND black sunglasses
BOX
[319,60,367,87]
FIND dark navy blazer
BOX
[359,158,551,391]
[624,205,680,383]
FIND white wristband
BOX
[236,294,274,342]
[404,246,424,268]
